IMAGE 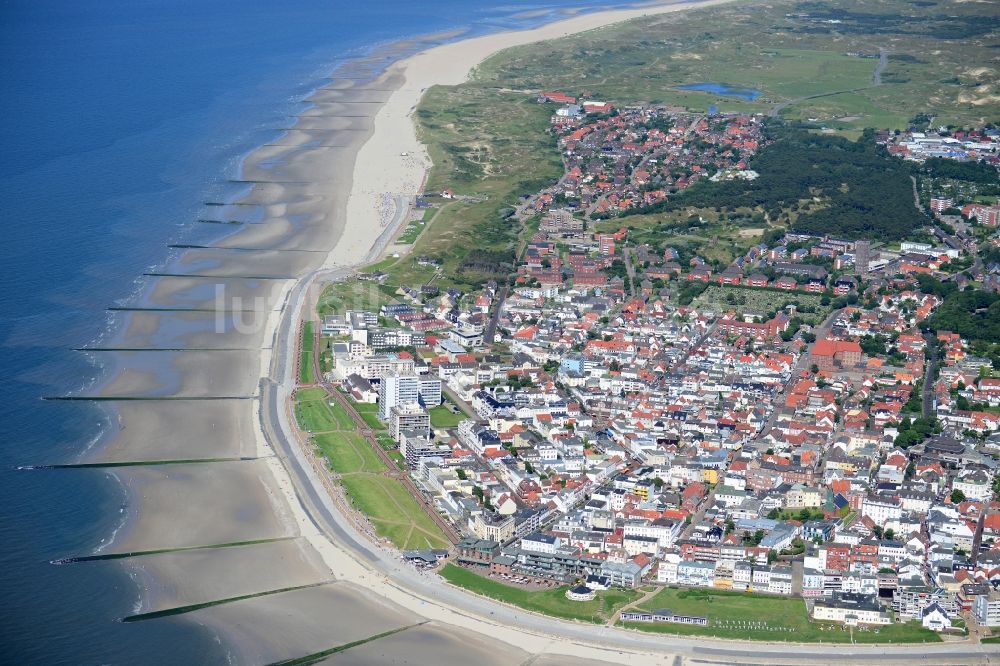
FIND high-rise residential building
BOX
[419,377,442,407]
[378,373,420,420]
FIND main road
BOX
[257,264,997,664]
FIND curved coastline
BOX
[73,0,999,664]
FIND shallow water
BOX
[677,82,762,101]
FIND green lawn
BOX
[299,320,315,385]
[353,402,386,431]
[625,588,940,643]
[314,431,387,475]
[440,564,641,624]
[341,474,450,550]
[294,388,450,550]
[429,405,465,429]
[294,391,355,433]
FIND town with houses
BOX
[317,94,1000,637]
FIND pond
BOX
[676,82,762,101]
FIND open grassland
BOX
[473,0,998,132]
[317,279,400,317]
[313,431,385,474]
[596,209,774,269]
[352,401,386,431]
[626,587,940,643]
[396,207,435,245]
[293,390,450,550]
[440,564,641,624]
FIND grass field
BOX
[299,321,315,385]
[440,564,641,624]
[294,389,355,432]
[595,208,776,269]
[313,431,386,475]
[353,402,386,431]
[625,587,940,643]
[429,404,465,429]
[342,474,451,550]
[317,279,399,317]
[293,389,450,550]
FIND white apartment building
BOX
[862,496,902,524]
[379,373,420,420]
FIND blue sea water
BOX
[0,1,627,663]
[677,81,762,101]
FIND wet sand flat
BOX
[189,583,420,666]
[164,247,322,279]
[128,538,332,613]
[239,145,358,184]
[94,349,260,398]
[315,621,530,666]
[102,311,266,350]
[206,204,345,253]
[87,399,256,462]
[133,276,286,311]
[109,459,295,553]
[309,87,394,102]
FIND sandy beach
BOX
[327,0,736,267]
[72,0,997,663]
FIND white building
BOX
[974,590,1000,627]
[521,532,561,554]
[378,373,420,420]
[920,602,952,632]
[623,518,682,549]
[812,593,891,625]
[862,496,902,524]
[656,552,681,584]
[418,377,443,408]
[768,566,793,595]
